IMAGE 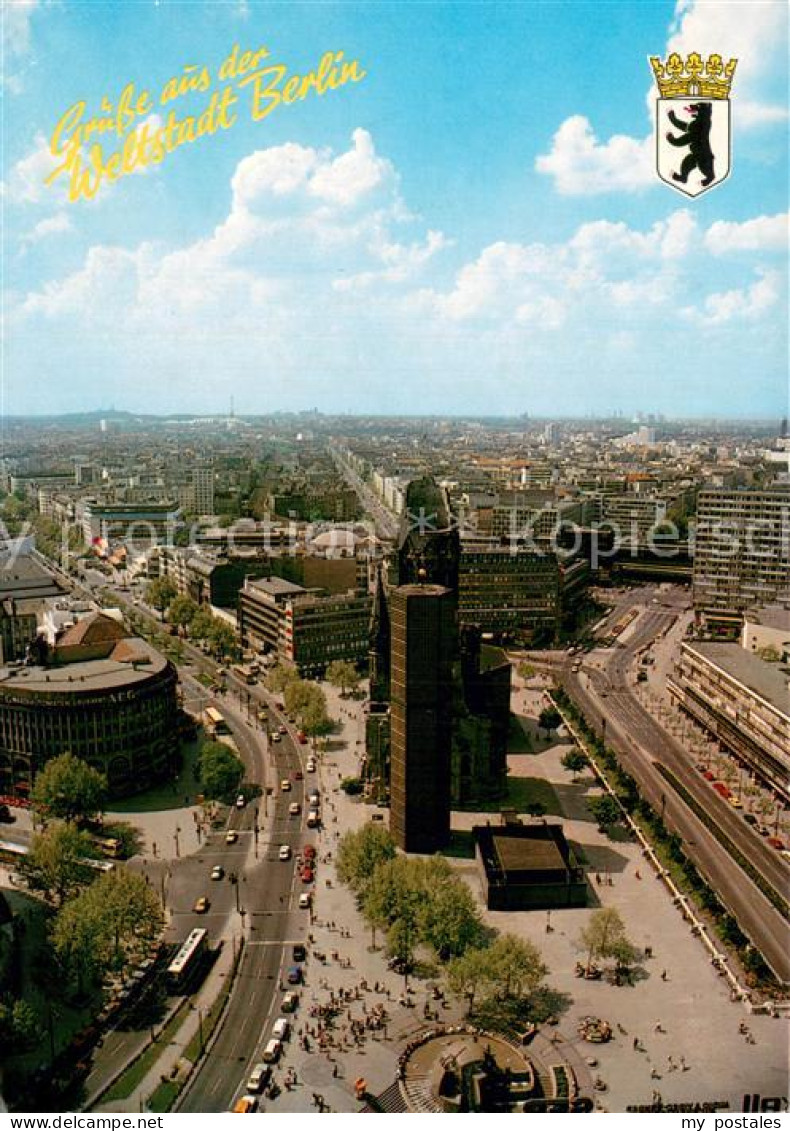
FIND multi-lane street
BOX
[557,589,790,984]
[176,684,316,1113]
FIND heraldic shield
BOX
[656,97,731,197]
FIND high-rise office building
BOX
[389,583,455,853]
[192,466,215,515]
[693,487,790,632]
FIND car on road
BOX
[193,896,210,914]
[303,844,316,860]
[767,837,785,851]
[301,866,314,883]
[293,769,303,781]
[225,830,239,845]
[282,990,299,1012]
[233,1096,258,1113]
[288,801,301,816]
[308,789,320,804]
[263,1038,282,1063]
[743,813,758,826]
[245,1063,271,1094]
[236,794,246,809]
[278,845,292,861]
[727,796,742,808]
[298,892,312,910]
[279,724,287,735]
[286,965,302,984]
[296,731,308,744]
[271,732,282,743]
[703,770,715,781]
[211,865,225,880]
[280,778,291,792]
[306,811,320,828]
[272,1017,290,1040]
[293,943,307,962]
[306,759,316,772]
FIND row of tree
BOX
[266,664,334,746]
[142,581,238,659]
[17,753,165,1001]
[337,825,550,1016]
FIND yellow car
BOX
[193,896,210,914]
[728,796,742,809]
[233,1096,257,1113]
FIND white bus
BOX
[166,927,208,991]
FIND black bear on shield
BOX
[666,102,715,187]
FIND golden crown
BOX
[649,52,737,99]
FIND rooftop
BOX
[247,576,306,598]
[0,637,169,694]
[0,553,65,603]
[685,641,790,717]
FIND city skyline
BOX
[2,0,788,420]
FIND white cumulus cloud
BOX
[535,116,654,197]
[705,213,789,255]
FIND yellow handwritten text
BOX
[238,50,366,122]
[47,87,238,202]
[160,65,212,104]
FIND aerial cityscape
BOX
[0,410,787,1115]
[1,0,788,1121]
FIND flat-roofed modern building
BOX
[0,613,179,797]
[692,487,790,633]
[238,576,371,675]
[389,583,455,853]
[668,640,790,804]
[458,546,560,640]
[474,823,587,911]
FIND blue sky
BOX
[2,0,788,418]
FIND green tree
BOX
[145,577,177,613]
[266,662,300,694]
[0,998,39,1057]
[31,753,108,824]
[525,801,547,819]
[337,823,397,894]
[578,907,633,974]
[517,662,536,681]
[189,607,215,643]
[209,620,238,660]
[197,741,244,800]
[445,948,492,1012]
[325,660,360,697]
[20,821,96,905]
[561,749,589,781]
[418,866,486,960]
[588,794,623,833]
[302,697,333,749]
[54,869,163,991]
[487,934,547,1000]
[167,594,199,634]
[387,913,419,984]
[538,706,562,739]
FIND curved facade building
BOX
[0,614,179,797]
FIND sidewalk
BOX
[259,681,452,1113]
[90,936,238,1113]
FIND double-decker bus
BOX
[166,927,208,991]
[203,706,230,736]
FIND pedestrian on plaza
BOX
[661,969,668,981]
[633,1037,639,1050]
